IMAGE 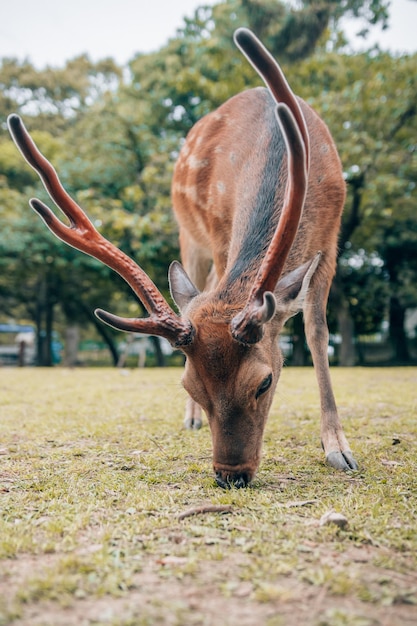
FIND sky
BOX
[1,0,416,69]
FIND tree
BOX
[0,55,122,123]
[290,49,417,363]
[240,0,389,60]
[1,0,414,367]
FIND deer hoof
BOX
[326,450,358,471]
[184,417,203,430]
[341,450,359,471]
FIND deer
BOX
[8,28,358,489]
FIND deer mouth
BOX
[214,465,255,489]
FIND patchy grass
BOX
[0,366,416,626]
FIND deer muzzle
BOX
[213,461,258,489]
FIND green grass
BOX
[0,366,416,625]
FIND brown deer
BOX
[8,28,358,489]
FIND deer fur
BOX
[170,29,358,486]
[7,28,358,489]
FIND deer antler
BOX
[234,28,310,171]
[231,29,310,344]
[7,114,194,347]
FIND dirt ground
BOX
[2,535,417,626]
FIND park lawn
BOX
[0,366,416,626]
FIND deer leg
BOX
[303,289,358,471]
[183,395,202,430]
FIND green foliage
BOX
[338,250,389,335]
[0,0,415,360]
[0,55,122,122]
[289,48,417,341]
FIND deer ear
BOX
[169,261,200,311]
[275,252,321,320]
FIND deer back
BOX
[172,87,345,297]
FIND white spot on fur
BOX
[189,155,209,169]
[217,181,226,194]
[172,183,201,206]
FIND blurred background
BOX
[0,0,416,368]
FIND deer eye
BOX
[255,373,272,399]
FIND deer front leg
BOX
[184,396,203,430]
[303,293,358,471]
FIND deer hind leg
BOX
[179,230,216,430]
[303,284,358,471]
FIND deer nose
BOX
[215,470,251,489]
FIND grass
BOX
[0,366,416,625]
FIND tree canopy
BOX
[1,0,415,365]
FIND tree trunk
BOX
[90,315,120,366]
[45,297,53,366]
[18,341,25,367]
[35,276,54,366]
[333,171,364,367]
[150,336,166,367]
[291,313,308,365]
[331,274,357,366]
[76,299,120,366]
[64,325,80,367]
[389,296,410,363]
[337,298,357,366]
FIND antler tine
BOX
[7,114,194,347]
[231,103,308,343]
[230,29,310,345]
[251,103,308,297]
[234,27,310,172]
